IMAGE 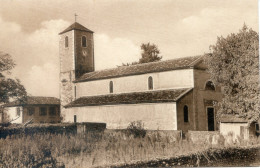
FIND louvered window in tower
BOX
[82,36,87,47]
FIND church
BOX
[59,22,222,131]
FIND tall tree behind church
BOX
[204,25,259,124]
[139,43,162,63]
[122,43,162,66]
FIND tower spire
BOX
[74,13,78,22]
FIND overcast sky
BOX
[0,0,258,98]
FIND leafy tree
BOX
[139,42,162,63]
[0,52,27,104]
[121,42,162,66]
[204,25,259,124]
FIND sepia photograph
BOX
[0,0,259,167]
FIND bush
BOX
[126,121,147,138]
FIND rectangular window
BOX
[16,107,20,116]
[74,115,77,123]
[28,107,35,116]
[40,107,47,116]
[49,107,56,116]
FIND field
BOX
[0,129,259,168]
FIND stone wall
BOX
[176,90,194,131]
[193,69,223,131]
[187,131,220,145]
[64,102,178,130]
[76,69,194,97]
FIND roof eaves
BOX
[65,99,177,108]
[175,88,193,101]
[59,28,94,35]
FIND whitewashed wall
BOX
[5,106,23,123]
[220,122,248,140]
[76,69,194,97]
[64,103,177,130]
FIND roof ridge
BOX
[77,55,202,82]
[59,22,94,35]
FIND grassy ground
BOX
[0,130,259,168]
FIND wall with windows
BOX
[64,103,177,130]
[23,105,61,123]
[4,105,60,124]
[176,90,194,132]
[193,69,223,131]
[76,69,194,97]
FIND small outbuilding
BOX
[219,115,259,140]
[2,96,61,124]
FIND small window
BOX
[82,36,87,47]
[205,81,215,91]
[148,76,153,90]
[74,86,77,99]
[28,107,35,116]
[49,107,56,116]
[109,81,113,93]
[74,115,77,123]
[65,36,68,48]
[256,123,259,131]
[16,107,20,117]
[184,105,189,122]
[40,107,47,116]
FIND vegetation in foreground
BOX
[0,129,259,168]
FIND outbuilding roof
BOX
[220,115,248,123]
[76,55,203,82]
[65,88,193,108]
[59,22,94,35]
[4,96,60,107]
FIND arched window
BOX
[82,36,87,47]
[184,105,189,122]
[148,76,153,90]
[65,36,68,48]
[205,81,215,91]
[109,81,113,93]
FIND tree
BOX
[0,52,27,104]
[121,42,162,66]
[139,43,162,63]
[204,25,259,124]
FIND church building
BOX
[59,22,222,131]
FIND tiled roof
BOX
[76,55,203,82]
[220,115,248,123]
[59,22,94,35]
[65,88,192,108]
[4,96,60,107]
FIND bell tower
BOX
[59,22,94,119]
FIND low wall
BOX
[187,131,220,145]
[104,129,181,142]
[0,123,77,138]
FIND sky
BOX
[0,0,258,98]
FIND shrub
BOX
[126,121,147,138]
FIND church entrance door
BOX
[207,107,215,131]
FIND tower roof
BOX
[59,22,94,35]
